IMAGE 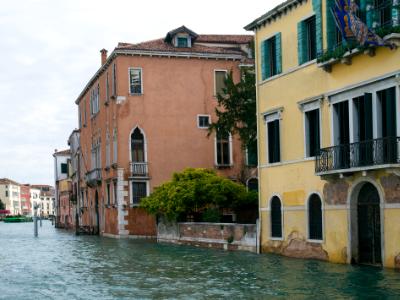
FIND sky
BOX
[0,0,282,186]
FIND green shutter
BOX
[275,33,282,74]
[312,0,323,56]
[326,0,337,50]
[393,2,399,26]
[366,0,374,27]
[261,40,266,80]
[297,21,306,65]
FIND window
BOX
[106,183,111,206]
[197,115,210,129]
[305,109,320,157]
[106,132,110,167]
[247,178,258,192]
[91,138,101,170]
[131,182,147,205]
[113,180,117,205]
[260,33,282,80]
[265,113,281,164]
[374,0,392,28]
[106,72,109,103]
[298,15,317,64]
[61,163,68,174]
[246,139,258,166]
[90,85,100,116]
[215,132,232,166]
[308,194,323,240]
[112,63,117,97]
[129,68,142,95]
[5,191,8,197]
[131,128,145,162]
[270,196,282,238]
[214,70,227,96]
[177,37,188,47]
[113,128,118,164]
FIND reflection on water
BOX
[0,222,399,299]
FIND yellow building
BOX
[246,0,400,268]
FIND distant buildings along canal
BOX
[246,0,400,268]
[60,26,257,237]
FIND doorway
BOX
[352,182,382,266]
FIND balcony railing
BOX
[316,137,400,174]
[130,162,148,177]
[86,168,102,186]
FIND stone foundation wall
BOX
[157,219,257,253]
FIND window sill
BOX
[269,237,284,241]
[307,239,324,244]
[197,126,210,130]
[215,164,233,169]
[129,93,143,96]
[130,204,140,208]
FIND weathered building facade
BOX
[247,0,400,268]
[75,26,256,238]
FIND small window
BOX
[267,119,280,164]
[261,33,282,80]
[106,72,110,102]
[113,181,117,205]
[112,63,117,97]
[298,15,317,64]
[129,68,142,95]
[106,183,111,206]
[247,178,258,192]
[305,109,320,157]
[197,115,210,128]
[132,182,147,205]
[61,163,68,174]
[214,70,227,96]
[270,196,282,238]
[308,194,323,240]
[216,132,231,166]
[177,37,188,47]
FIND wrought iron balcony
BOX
[130,162,148,177]
[86,168,102,187]
[316,137,400,175]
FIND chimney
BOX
[100,49,108,66]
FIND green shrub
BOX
[201,208,221,223]
[140,168,257,221]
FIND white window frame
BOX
[305,192,324,243]
[214,69,228,97]
[197,114,211,129]
[214,132,233,167]
[269,194,284,241]
[129,180,150,207]
[299,98,322,158]
[263,107,283,165]
[128,67,143,95]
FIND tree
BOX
[0,199,5,210]
[208,68,256,148]
[140,168,257,221]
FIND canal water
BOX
[0,222,399,299]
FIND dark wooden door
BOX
[358,183,382,266]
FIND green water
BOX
[0,222,399,299]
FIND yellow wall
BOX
[254,0,400,267]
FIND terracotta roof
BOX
[116,38,245,55]
[165,25,199,43]
[53,149,71,156]
[196,34,253,44]
[0,178,20,186]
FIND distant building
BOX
[30,187,41,216]
[31,185,56,217]
[53,149,73,227]
[0,178,21,215]
[20,185,31,216]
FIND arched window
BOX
[131,128,145,162]
[308,194,323,240]
[270,196,282,238]
[247,178,258,192]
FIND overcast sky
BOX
[0,0,281,186]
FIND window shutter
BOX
[326,0,337,50]
[297,21,306,65]
[270,197,282,238]
[312,0,323,56]
[393,3,399,26]
[275,33,282,74]
[261,40,269,80]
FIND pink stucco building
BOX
[75,26,256,237]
